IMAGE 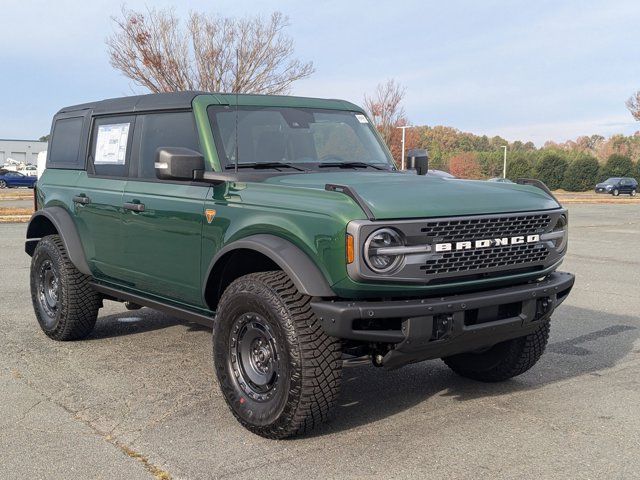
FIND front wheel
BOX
[442,321,550,382]
[631,189,637,197]
[612,188,620,196]
[0,180,6,188]
[213,271,342,439]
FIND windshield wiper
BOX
[318,161,387,171]
[226,162,306,172]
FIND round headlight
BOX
[552,214,568,251]
[364,228,404,273]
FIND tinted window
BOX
[137,112,200,178]
[48,116,84,168]
[90,116,134,177]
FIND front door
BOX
[120,111,208,307]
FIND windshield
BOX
[604,178,621,183]
[208,106,393,169]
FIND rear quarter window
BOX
[47,116,85,169]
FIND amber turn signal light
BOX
[346,233,355,264]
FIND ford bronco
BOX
[26,92,574,438]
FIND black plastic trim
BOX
[25,207,91,275]
[205,234,336,298]
[90,282,214,328]
[325,183,376,220]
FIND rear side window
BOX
[137,112,200,179]
[48,117,84,168]
[90,116,135,177]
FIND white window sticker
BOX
[95,123,130,165]
[355,114,369,124]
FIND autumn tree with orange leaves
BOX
[449,152,482,179]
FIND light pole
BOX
[501,145,508,179]
[397,125,414,170]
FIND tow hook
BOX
[372,353,385,367]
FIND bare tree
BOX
[107,7,314,94]
[626,91,640,121]
[363,79,407,146]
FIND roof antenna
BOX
[234,48,240,174]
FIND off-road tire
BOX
[442,321,550,382]
[213,271,342,439]
[30,235,100,340]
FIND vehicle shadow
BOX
[308,304,639,438]
[88,305,210,340]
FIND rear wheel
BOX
[213,271,342,439]
[30,235,100,340]
[442,321,550,382]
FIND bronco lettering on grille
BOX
[434,234,540,252]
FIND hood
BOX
[596,182,612,187]
[264,171,561,220]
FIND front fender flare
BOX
[206,234,336,298]
[25,207,91,276]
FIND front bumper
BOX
[311,271,575,369]
[595,187,610,194]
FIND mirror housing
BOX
[155,147,205,181]
[406,148,429,175]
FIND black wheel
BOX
[213,271,342,439]
[30,235,100,340]
[612,188,619,196]
[0,179,6,188]
[442,321,550,382]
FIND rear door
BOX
[74,115,135,282]
[121,111,209,307]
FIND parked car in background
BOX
[0,170,38,188]
[488,177,514,183]
[595,177,638,196]
[19,165,38,177]
[427,169,455,178]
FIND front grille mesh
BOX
[421,244,549,275]
[419,213,552,277]
[421,214,551,242]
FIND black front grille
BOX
[421,214,551,242]
[421,243,549,275]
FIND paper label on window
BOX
[95,123,130,165]
[355,114,368,124]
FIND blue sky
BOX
[1,0,639,145]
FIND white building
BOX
[0,139,48,165]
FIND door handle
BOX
[123,201,145,212]
[73,195,91,205]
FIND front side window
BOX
[208,106,393,169]
[90,116,134,177]
[137,112,200,179]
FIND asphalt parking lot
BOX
[1,203,639,480]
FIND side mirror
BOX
[155,147,205,181]
[406,148,429,175]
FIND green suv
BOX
[26,92,574,438]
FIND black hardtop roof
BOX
[56,91,361,116]
[57,91,206,115]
